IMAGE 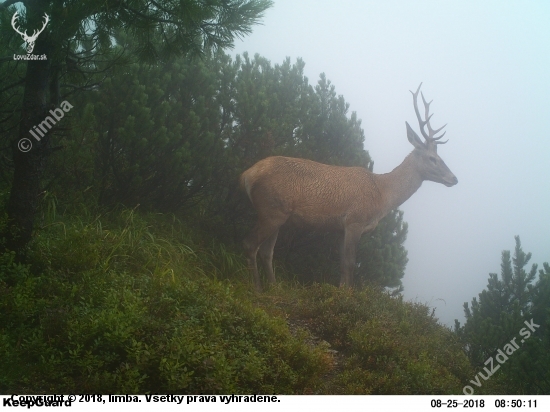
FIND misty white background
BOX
[232,0,550,326]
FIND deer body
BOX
[241,157,383,229]
[241,85,458,291]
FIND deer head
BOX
[406,83,458,187]
[11,11,49,54]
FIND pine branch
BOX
[0,79,24,94]
[0,0,21,9]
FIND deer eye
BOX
[429,156,437,164]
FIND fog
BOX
[232,0,550,326]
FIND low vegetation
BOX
[0,208,473,394]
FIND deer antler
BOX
[31,13,49,39]
[11,12,27,38]
[410,83,448,145]
[11,11,49,54]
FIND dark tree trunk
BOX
[3,2,53,255]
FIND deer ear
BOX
[406,122,426,150]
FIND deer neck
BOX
[375,152,424,212]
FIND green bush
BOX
[0,208,473,394]
[0,211,328,394]
[273,284,474,394]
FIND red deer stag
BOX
[240,84,458,291]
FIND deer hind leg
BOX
[243,215,287,292]
[258,229,279,285]
[339,226,363,287]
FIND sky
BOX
[231,0,550,326]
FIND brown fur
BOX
[241,87,458,291]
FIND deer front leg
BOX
[339,225,363,287]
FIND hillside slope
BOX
[0,209,472,394]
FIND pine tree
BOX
[0,0,272,254]
[455,236,549,394]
